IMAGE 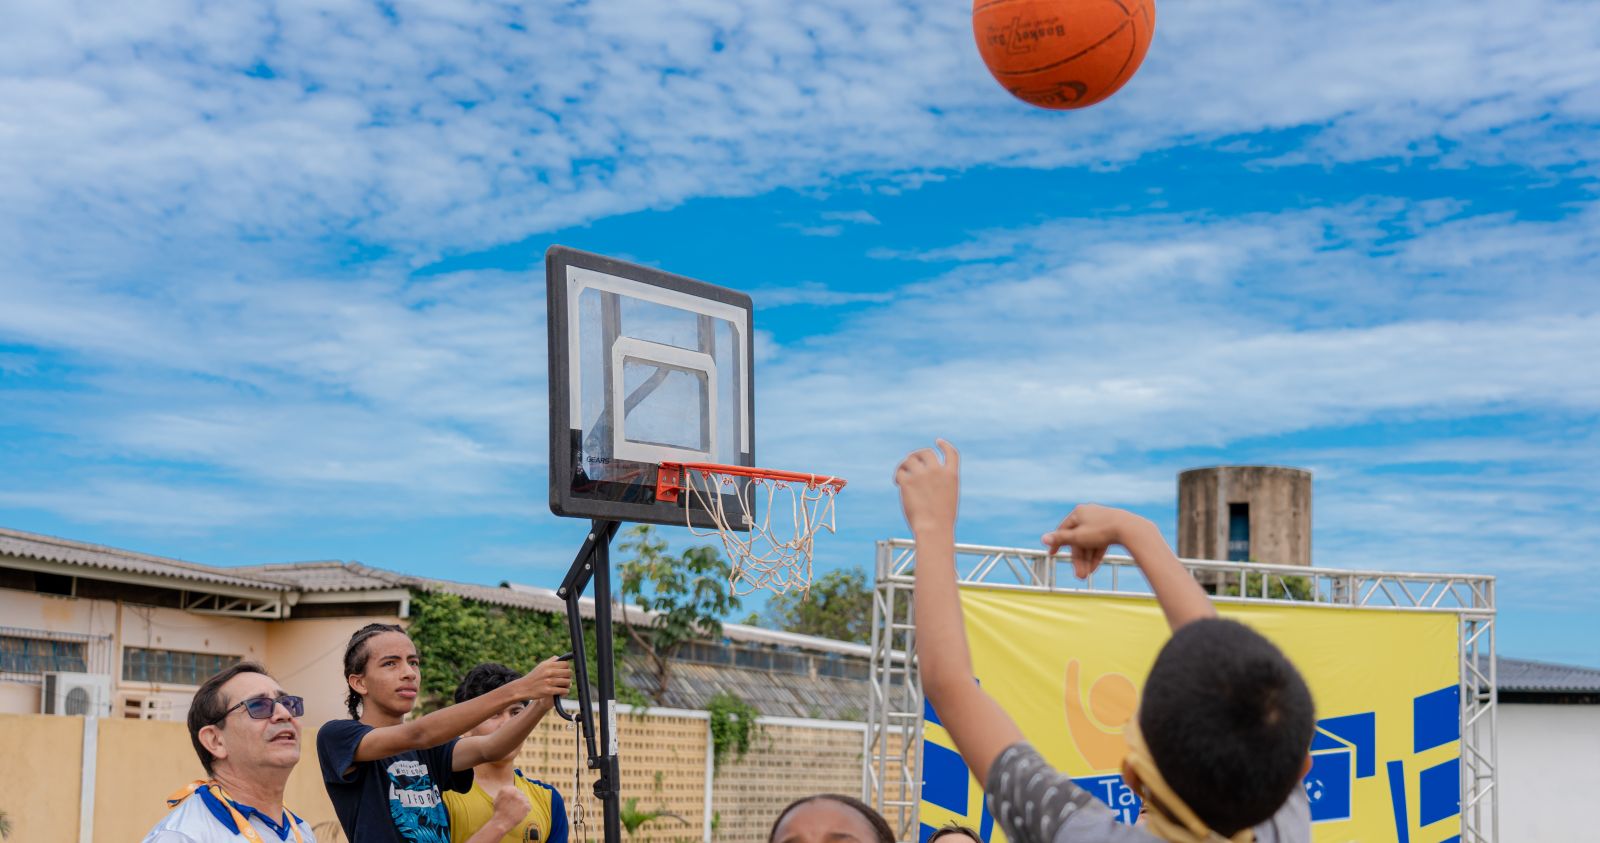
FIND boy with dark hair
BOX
[443,662,569,843]
[895,441,1314,843]
[319,625,568,843]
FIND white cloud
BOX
[1,0,1597,639]
[0,479,275,532]
[754,200,1600,583]
[755,281,895,307]
[820,211,880,225]
[2,0,1598,264]
[782,223,845,238]
[0,265,551,524]
[3,194,1593,564]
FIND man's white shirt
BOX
[142,790,317,843]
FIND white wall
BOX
[1497,702,1600,840]
[0,588,119,638]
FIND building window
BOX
[0,634,88,676]
[122,647,242,686]
[1227,503,1250,562]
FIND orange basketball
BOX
[972,0,1155,110]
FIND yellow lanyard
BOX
[1122,721,1253,843]
[166,780,306,843]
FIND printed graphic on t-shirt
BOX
[387,757,451,842]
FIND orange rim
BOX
[656,461,846,502]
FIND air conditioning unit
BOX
[120,693,175,721]
[41,671,113,717]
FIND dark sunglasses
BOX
[212,694,305,724]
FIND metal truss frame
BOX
[863,538,1498,843]
[182,590,288,618]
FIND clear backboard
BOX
[546,246,755,529]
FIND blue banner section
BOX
[923,741,969,813]
[1413,685,1460,754]
[1418,757,1461,827]
[1386,760,1411,843]
[1306,749,1353,823]
[1070,774,1142,825]
[1314,712,1376,779]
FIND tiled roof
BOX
[623,654,871,721]
[1495,656,1600,694]
[500,581,876,657]
[0,526,293,592]
[230,561,553,611]
[231,560,398,593]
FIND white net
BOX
[675,467,843,596]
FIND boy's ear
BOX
[349,674,368,696]
[1300,753,1313,777]
[1120,758,1142,792]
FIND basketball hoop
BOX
[657,462,846,597]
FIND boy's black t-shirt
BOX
[318,718,475,843]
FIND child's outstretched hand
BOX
[1042,503,1132,580]
[895,439,960,536]
[516,655,573,701]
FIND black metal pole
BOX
[555,518,622,843]
[591,523,624,843]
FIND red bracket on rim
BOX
[656,463,687,503]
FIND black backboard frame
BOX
[546,245,755,529]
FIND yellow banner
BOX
[919,587,1461,843]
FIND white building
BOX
[1493,656,1600,841]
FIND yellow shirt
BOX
[444,769,565,843]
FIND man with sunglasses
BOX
[144,662,318,842]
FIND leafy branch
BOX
[617,526,740,703]
[1215,570,1316,601]
[759,566,874,643]
[405,589,638,712]
[706,690,760,770]
[620,798,690,839]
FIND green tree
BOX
[760,565,874,643]
[617,525,741,703]
[1216,571,1317,602]
[405,590,574,713]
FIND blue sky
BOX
[2,1,1597,666]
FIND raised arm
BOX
[895,440,1024,785]
[1041,504,1216,630]
[452,695,556,770]
[353,657,570,764]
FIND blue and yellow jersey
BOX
[443,770,566,843]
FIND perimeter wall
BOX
[0,707,888,843]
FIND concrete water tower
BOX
[1178,466,1312,566]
